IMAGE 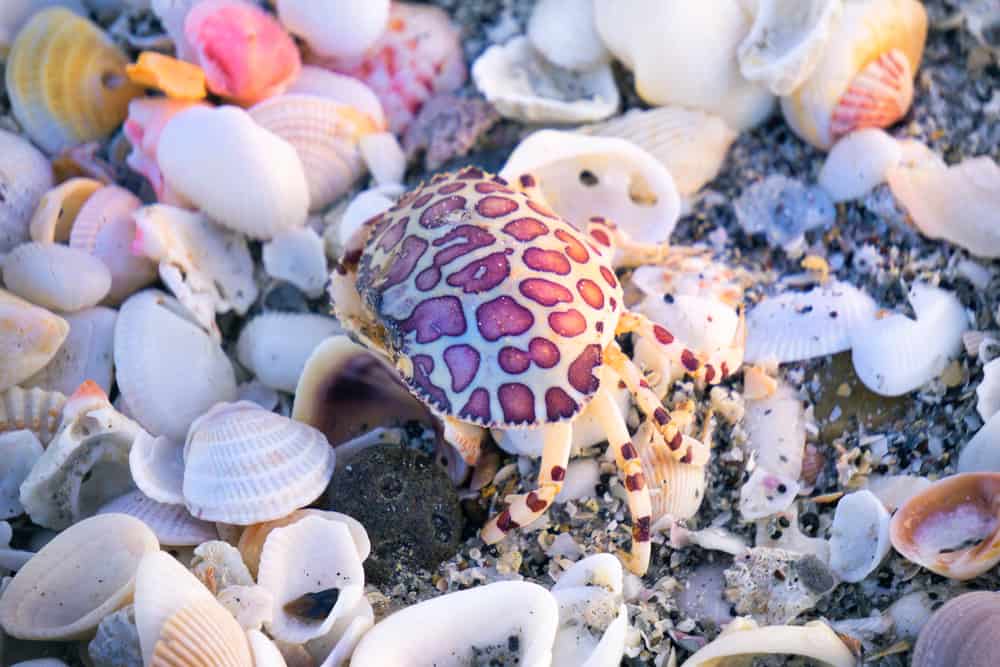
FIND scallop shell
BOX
[130,430,185,505]
[123,97,206,204]
[183,402,336,525]
[0,385,66,445]
[99,490,218,546]
[248,94,375,213]
[850,282,968,396]
[681,618,857,667]
[0,513,158,640]
[276,0,388,60]
[23,306,116,395]
[157,105,310,240]
[236,313,342,393]
[828,489,891,582]
[818,128,904,202]
[0,289,70,391]
[261,227,329,298]
[958,413,1000,474]
[911,591,1000,667]
[637,426,707,522]
[0,430,44,519]
[2,242,111,312]
[287,66,386,130]
[27,178,102,244]
[780,0,927,149]
[5,8,143,154]
[351,581,559,667]
[114,289,237,441]
[527,0,609,72]
[0,0,86,57]
[0,129,54,256]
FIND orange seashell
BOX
[829,48,913,142]
[127,51,207,100]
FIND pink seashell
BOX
[184,0,301,106]
[123,97,205,204]
[308,2,465,134]
[830,48,914,142]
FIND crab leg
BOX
[481,422,572,544]
[583,217,673,268]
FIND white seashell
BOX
[681,617,857,667]
[262,227,329,298]
[0,289,70,390]
[554,458,600,503]
[0,0,86,56]
[98,489,217,546]
[150,0,198,60]
[351,581,559,667]
[850,282,969,396]
[863,473,932,512]
[549,553,626,667]
[248,628,288,666]
[358,131,406,186]
[28,177,102,244]
[739,467,801,520]
[0,129,53,256]
[189,540,254,593]
[183,402,335,525]
[743,381,805,479]
[2,242,111,312]
[307,596,374,667]
[737,0,842,95]
[527,0,610,72]
[0,385,66,445]
[957,413,1000,474]
[130,430,185,505]
[0,518,34,572]
[754,504,829,562]
[979,358,1000,422]
[500,129,680,249]
[0,513,158,640]
[287,66,386,130]
[818,128,904,202]
[828,489,891,582]
[219,586,274,632]
[236,379,281,412]
[335,186,399,250]
[472,36,619,124]
[236,313,342,393]
[23,306,116,395]
[132,204,257,337]
[637,294,741,373]
[745,280,878,364]
[887,156,1000,259]
[579,107,736,197]
[0,430,43,519]
[157,105,310,240]
[114,289,237,441]
[277,0,388,60]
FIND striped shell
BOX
[0,130,54,255]
[912,592,1000,667]
[287,66,386,129]
[98,490,217,546]
[0,385,66,445]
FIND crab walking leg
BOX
[583,217,674,268]
[481,422,572,544]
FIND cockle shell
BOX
[182,402,336,525]
[157,105,310,240]
[0,289,69,391]
[2,242,111,312]
[28,178,102,244]
[262,227,329,297]
[528,0,609,72]
[889,472,1000,580]
[129,430,184,504]
[780,0,927,149]
[23,306,116,395]
[550,554,627,667]
[636,425,707,522]
[287,66,386,130]
[189,540,254,593]
[99,490,217,546]
[236,313,342,393]
[828,489,891,582]
[276,0,388,60]
[0,431,44,519]
[0,513,158,640]
[680,618,856,667]
[0,130,53,256]
[123,97,206,204]
[818,127,904,202]
[0,0,86,57]
[0,386,66,445]
[911,591,1000,667]
[5,8,143,154]
[114,290,237,441]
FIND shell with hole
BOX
[28,177,103,244]
[276,0,388,60]
[129,430,185,505]
[288,66,386,130]
[23,306,117,395]
[0,289,69,391]
[527,0,609,72]
[550,553,628,667]
[0,130,53,256]
[123,97,207,205]
[98,490,218,546]
[236,313,342,393]
[911,591,1000,667]
[828,489,891,582]
[183,402,336,525]
[680,617,857,667]
[4,8,143,154]
[0,513,158,640]
[780,0,928,149]
[2,242,111,312]
[0,430,44,519]
[0,385,66,445]
[261,227,329,298]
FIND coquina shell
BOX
[98,490,218,546]
[276,0,388,60]
[0,130,54,255]
[911,591,1000,667]
[236,313,342,393]
[5,8,142,154]
[527,0,609,72]
[680,618,856,667]
[0,385,66,445]
[0,513,158,640]
[28,177,102,244]
[0,430,44,519]
[0,289,69,391]
[1,242,111,312]
[23,306,116,395]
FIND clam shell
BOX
[287,66,386,129]
[261,227,329,298]
[0,513,158,640]
[276,0,388,60]
[958,413,1000,474]
[23,306,116,395]
[236,313,342,393]
[527,0,609,72]
[28,178,102,244]
[98,490,218,546]
[129,430,185,505]
[114,289,237,441]
[0,289,69,391]
[828,490,891,582]
[0,385,66,445]
[681,618,856,667]
[183,402,336,525]
[157,105,310,240]
[818,128,904,202]
[0,129,54,255]
[0,430,44,519]
[5,8,143,154]
[911,591,1000,667]
[2,242,111,312]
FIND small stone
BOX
[402,94,501,171]
[939,359,965,388]
[733,175,835,250]
[89,605,143,667]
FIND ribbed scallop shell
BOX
[99,490,218,546]
[23,306,116,395]
[639,434,707,522]
[0,130,54,255]
[5,8,143,154]
[28,177,102,244]
[1,242,111,312]
[912,592,1000,667]
[150,598,254,667]
[236,313,342,393]
[0,385,66,445]
[0,289,69,391]
[182,402,335,525]
[287,66,386,129]
[830,48,914,141]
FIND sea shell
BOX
[500,129,680,249]
[550,554,627,667]
[23,306,116,395]
[0,289,69,391]
[261,227,329,298]
[780,0,928,149]
[680,618,856,667]
[818,128,904,202]
[183,402,336,525]
[27,178,102,244]
[114,289,237,441]
[889,472,1000,579]
[150,0,200,61]
[129,430,185,504]
[887,156,1000,259]
[958,413,1000,474]
[333,185,400,250]
[183,0,300,106]
[527,0,609,72]
[276,0,388,60]
[157,105,310,240]
[236,313,342,393]
[99,490,217,546]
[305,596,374,667]
[287,66,386,130]
[739,467,801,520]
[473,36,619,124]
[126,51,207,100]
[911,591,1000,667]
[978,358,1000,421]
[0,0,86,57]
[851,282,969,396]
[359,131,406,186]
[0,130,53,256]
[248,629,287,666]
[864,473,932,512]
[579,107,736,197]
[2,242,111,312]
[745,280,878,364]
[0,513,158,640]
[828,489,891,582]
[351,581,559,667]
[742,381,805,480]
[189,540,254,593]
[123,97,206,204]
[0,430,44,519]
[636,425,707,522]
[219,586,273,632]
[5,8,143,154]
[248,94,375,213]
[0,386,66,445]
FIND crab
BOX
[330,167,744,575]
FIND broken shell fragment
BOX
[911,591,1000,667]
[0,129,54,255]
[0,289,70,391]
[739,467,801,520]
[276,0,389,60]
[236,313,342,394]
[818,128,904,202]
[23,306,116,395]
[28,177,103,244]
[978,358,1000,422]
[0,430,44,519]
[2,242,111,313]
[828,489,891,582]
[527,0,609,72]
[742,381,805,480]
[550,554,627,667]
[0,386,65,446]
[126,51,207,100]
[129,430,185,505]
[680,618,856,667]
[262,227,329,298]
[958,414,1000,474]
[98,490,217,546]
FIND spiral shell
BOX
[0,385,66,445]
[0,289,69,391]
[0,129,53,256]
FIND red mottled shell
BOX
[357,168,622,428]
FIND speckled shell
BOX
[0,130,54,255]
[912,592,1000,667]
[353,168,623,429]
[0,386,66,445]
[5,8,143,154]
[1,242,111,312]
[0,289,69,391]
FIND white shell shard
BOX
[0,129,53,256]
[550,554,627,667]
[307,596,374,667]
[743,382,805,479]
[190,540,255,593]
[183,402,335,525]
[98,489,217,546]
[680,618,857,667]
[739,467,801,520]
[818,128,904,202]
[957,413,1000,474]
[23,306,116,395]
[527,0,609,72]
[0,430,44,519]
[114,290,237,441]
[2,242,111,312]
[236,313,342,393]
[258,516,365,643]
[129,430,185,505]
[219,585,274,632]
[745,280,878,364]
[248,628,288,666]
[157,105,310,240]
[359,131,406,186]
[262,227,329,298]
[979,358,1000,422]
[472,36,619,124]
[0,289,70,390]
[501,130,680,248]
[850,282,969,396]
[579,107,736,196]
[0,513,158,641]
[351,581,559,667]
[737,0,842,95]
[277,0,388,60]
[828,489,891,583]
[287,66,386,130]
[887,156,1000,259]
[1,385,66,445]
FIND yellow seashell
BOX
[150,598,253,667]
[28,177,102,243]
[5,8,143,154]
[127,51,208,100]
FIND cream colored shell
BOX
[1,242,111,312]
[236,312,342,393]
[28,177,102,244]
[23,306,117,395]
[0,289,69,391]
